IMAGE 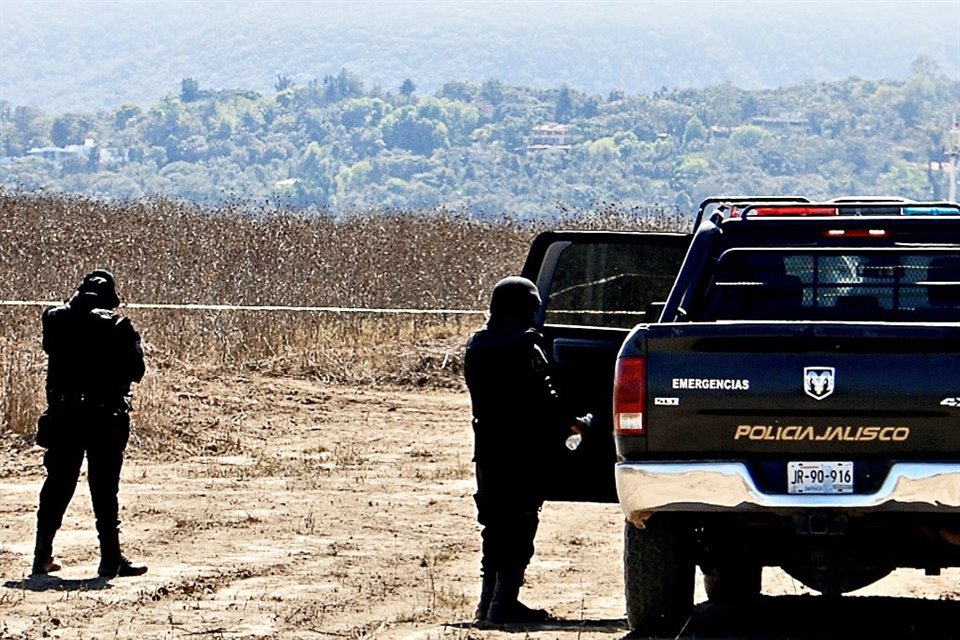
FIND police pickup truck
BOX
[520,197,960,636]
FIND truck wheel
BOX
[623,519,695,636]
[702,562,762,603]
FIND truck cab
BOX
[520,197,960,636]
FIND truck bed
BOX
[630,321,960,457]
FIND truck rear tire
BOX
[623,519,694,636]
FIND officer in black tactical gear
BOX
[464,276,589,625]
[31,270,148,579]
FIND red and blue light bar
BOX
[728,202,960,219]
[902,206,960,216]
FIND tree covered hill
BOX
[2,0,958,114]
[1,65,958,219]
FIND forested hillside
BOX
[2,1,957,114]
[1,63,958,219]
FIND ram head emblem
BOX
[804,367,835,400]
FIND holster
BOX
[36,397,131,449]
[35,410,59,449]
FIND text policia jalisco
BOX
[734,424,911,442]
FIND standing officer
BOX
[464,276,589,625]
[31,270,147,578]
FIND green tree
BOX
[555,84,574,124]
[50,114,93,147]
[1,155,55,188]
[399,78,417,99]
[416,98,479,145]
[3,107,51,156]
[878,160,929,198]
[671,156,709,191]
[275,74,295,92]
[608,89,626,102]
[439,81,476,102]
[296,141,338,203]
[480,79,505,107]
[340,98,388,129]
[613,131,641,157]
[114,104,143,130]
[335,159,373,195]
[579,96,600,118]
[181,77,201,102]
[584,136,618,162]
[910,55,940,77]
[730,125,768,148]
[381,106,448,156]
[682,115,707,147]
[321,68,364,104]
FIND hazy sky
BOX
[2,0,958,112]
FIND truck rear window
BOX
[698,249,960,322]
[543,241,687,329]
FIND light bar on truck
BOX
[732,202,960,219]
[752,206,838,217]
[902,206,960,216]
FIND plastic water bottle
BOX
[565,413,593,451]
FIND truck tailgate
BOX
[643,322,960,455]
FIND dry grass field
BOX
[1,193,958,640]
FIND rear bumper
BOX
[616,461,960,527]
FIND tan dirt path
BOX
[1,375,958,639]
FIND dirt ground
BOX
[1,371,959,640]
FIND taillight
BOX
[614,355,646,435]
[822,229,889,238]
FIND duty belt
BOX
[51,393,125,410]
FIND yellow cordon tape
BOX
[0,300,485,315]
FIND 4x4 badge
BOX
[804,367,835,400]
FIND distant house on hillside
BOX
[27,138,122,168]
[528,123,572,152]
[750,117,809,135]
[29,138,98,161]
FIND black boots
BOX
[97,556,148,578]
[31,533,61,576]
[474,569,497,621]
[31,528,145,578]
[97,528,147,578]
[482,571,549,625]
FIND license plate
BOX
[787,461,854,494]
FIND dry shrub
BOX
[0,190,686,308]
[0,190,686,449]
[0,337,45,440]
[131,308,473,387]
[0,193,537,309]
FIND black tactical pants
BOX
[474,463,542,577]
[36,407,129,542]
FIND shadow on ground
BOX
[448,617,628,633]
[3,574,114,592]
[449,595,960,639]
[651,595,960,640]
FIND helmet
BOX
[76,269,121,309]
[488,276,541,329]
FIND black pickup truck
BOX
[520,197,960,636]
